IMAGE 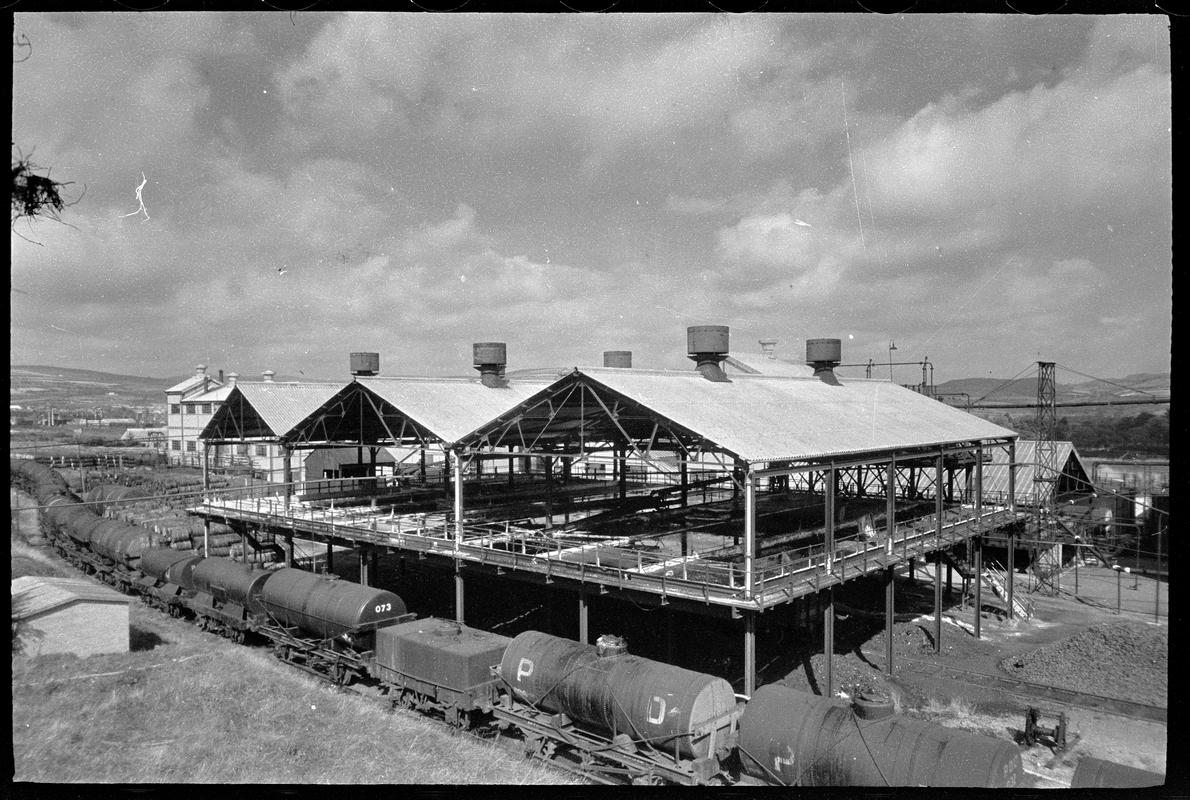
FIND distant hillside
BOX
[934,372,1170,406]
[10,365,327,411]
[10,365,180,408]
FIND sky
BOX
[10,13,1172,385]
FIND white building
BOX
[165,365,294,475]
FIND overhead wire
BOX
[1052,363,1161,398]
[970,363,1036,405]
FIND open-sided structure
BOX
[195,333,1023,695]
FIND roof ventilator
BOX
[350,352,379,378]
[759,338,778,359]
[806,338,842,386]
[603,350,632,368]
[473,342,508,388]
[262,370,276,383]
[687,325,731,382]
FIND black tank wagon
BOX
[737,682,1023,787]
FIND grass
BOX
[11,544,580,784]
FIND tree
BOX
[12,34,81,243]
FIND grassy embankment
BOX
[10,526,576,784]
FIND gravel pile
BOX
[999,622,1167,706]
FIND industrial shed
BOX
[11,575,132,657]
[193,332,1024,696]
[979,440,1093,506]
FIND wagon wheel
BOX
[631,773,663,786]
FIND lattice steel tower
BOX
[1034,362,1057,533]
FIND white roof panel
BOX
[574,368,1018,463]
[357,376,554,444]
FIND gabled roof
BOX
[981,439,1091,503]
[201,381,343,441]
[187,383,236,403]
[165,375,222,395]
[11,576,131,619]
[462,367,1017,465]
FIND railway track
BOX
[897,656,1167,724]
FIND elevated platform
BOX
[193,493,1025,614]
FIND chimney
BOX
[759,339,778,359]
[603,351,632,369]
[806,338,843,385]
[227,372,238,387]
[350,352,379,377]
[473,342,508,388]
[217,369,224,383]
[197,364,208,392]
[687,325,730,382]
[262,370,276,382]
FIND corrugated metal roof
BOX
[723,353,816,377]
[357,376,554,444]
[214,382,343,438]
[187,384,236,403]
[11,576,131,619]
[164,375,220,395]
[570,367,1017,464]
[980,439,1081,503]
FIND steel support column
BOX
[825,465,835,573]
[744,471,756,600]
[282,446,292,511]
[934,453,943,653]
[545,456,554,529]
[201,444,211,557]
[578,589,589,644]
[453,450,464,547]
[744,610,757,698]
[885,566,895,676]
[1007,438,1017,620]
[618,446,627,500]
[975,445,983,638]
[455,563,465,623]
[326,539,334,574]
[886,458,896,676]
[359,544,371,586]
[680,453,688,508]
[824,586,834,698]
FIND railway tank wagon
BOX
[259,568,410,684]
[736,682,1023,787]
[136,547,205,615]
[188,558,274,641]
[499,631,740,782]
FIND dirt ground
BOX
[774,567,1169,788]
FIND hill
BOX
[9,365,323,411]
[934,373,1169,407]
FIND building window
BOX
[171,440,181,451]
[170,404,180,414]
[184,404,194,415]
[186,441,196,452]
[236,444,248,455]
[255,445,267,457]
[201,404,212,414]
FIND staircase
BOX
[981,564,1034,618]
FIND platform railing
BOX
[193,495,1023,609]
